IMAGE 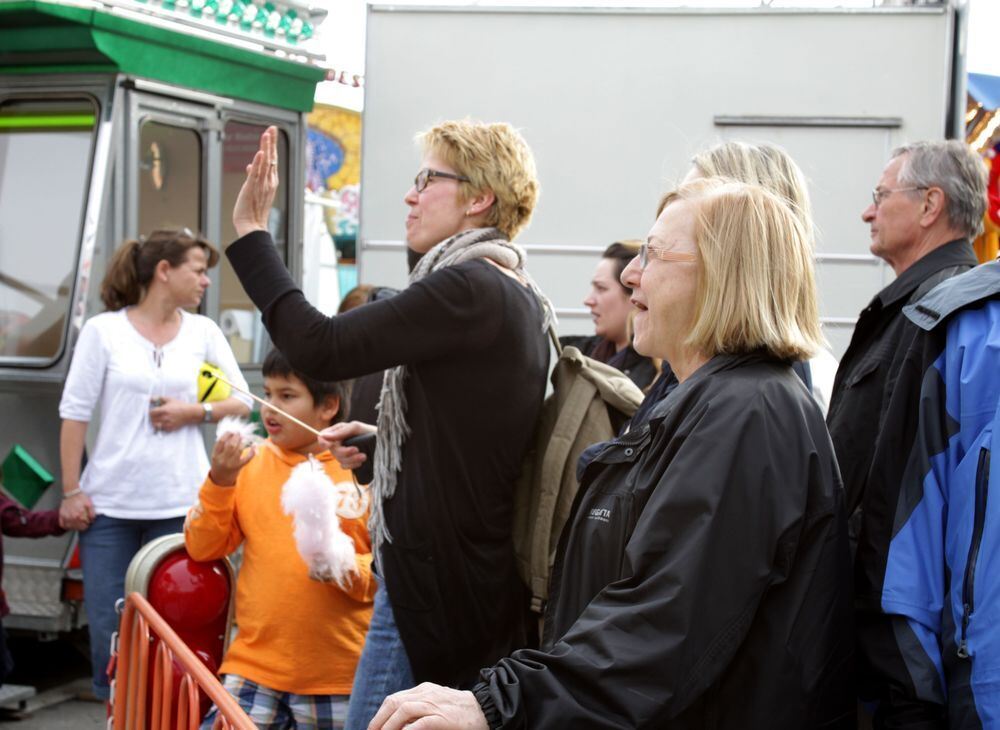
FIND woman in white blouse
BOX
[58,228,251,701]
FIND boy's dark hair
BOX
[261,349,350,426]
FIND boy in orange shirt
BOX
[186,349,374,730]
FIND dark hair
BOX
[101,228,220,311]
[602,241,641,293]
[338,285,376,314]
[261,349,350,425]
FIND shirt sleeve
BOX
[0,497,64,538]
[184,477,245,561]
[59,319,109,422]
[475,391,814,728]
[338,511,376,605]
[225,231,505,382]
[204,317,253,410]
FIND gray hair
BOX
[892,140,987,239]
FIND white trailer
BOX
[359,3,966,357]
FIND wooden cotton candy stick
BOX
[210,372,323,437]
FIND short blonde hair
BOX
[665,141,815,245]
[664,178,823,361]
[418,120,539,240]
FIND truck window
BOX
[218,120,289,365]
[0,97,96,363]
[138,120,203,235]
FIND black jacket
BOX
[827,239,978,516]
[227,232,549,686]
[473,352,856,729]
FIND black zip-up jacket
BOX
[473,352,856,729]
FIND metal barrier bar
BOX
[111,592,255,730]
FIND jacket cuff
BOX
[472,682,502,730]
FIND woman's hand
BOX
[149,397,199,433]
[59,491,95,532]
[318,421,376,471]
[369,684,488,730]
[233,125,280,239]
[209,432,255,487]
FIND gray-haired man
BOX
[827,140,987,727]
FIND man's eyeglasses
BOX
[414,168,471,193]
[871,186,928,207]
[639,242,697,269]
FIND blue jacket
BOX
[862,261,999,728]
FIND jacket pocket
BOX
[958,445,991,659]
[843,356,880,389]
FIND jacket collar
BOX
[904,260,1000,331]
[645,350,778,426]
[877,239,978,309]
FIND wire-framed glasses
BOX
[871,186,927,207]
[639,242,697,269]
[414,168,471,193]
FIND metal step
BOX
[0,683,37,710]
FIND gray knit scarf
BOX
[370,226,555,563]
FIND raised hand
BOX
[233,125,280,238]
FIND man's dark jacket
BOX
[827,239,979,516]
[473,352,856,729]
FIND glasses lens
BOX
[415,169,428,192]
[639,243,647,269]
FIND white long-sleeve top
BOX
[59,308,252,519]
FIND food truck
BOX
[0,0,326,634]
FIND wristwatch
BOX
[202,403,214,423]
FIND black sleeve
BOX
[474,391,810,728]
[226,231,504,381]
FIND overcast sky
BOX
[312,0,1000,111]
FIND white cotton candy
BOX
[216,416,264,448]
[281,458,369,589]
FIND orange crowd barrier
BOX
[111,591,254,730]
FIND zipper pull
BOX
[958,639,969,659]
[958,602,972,659]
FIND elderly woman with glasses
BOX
[370,178,856,730]
[227,122,553,728]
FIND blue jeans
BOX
[344,580,415,730]
[78,514,185,700]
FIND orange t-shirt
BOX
[184,441,374,695]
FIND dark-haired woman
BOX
[58,229,251,701]
[560,242,657,389]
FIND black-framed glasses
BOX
[414,168,470,193]
[871,186,928,207]
[639,242,697,269]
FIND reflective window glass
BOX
[137,120,203,235]
[0,98,96,363]
[219,121,289,364]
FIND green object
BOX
[0,1,325,112]
[1,444,54,509]
[0,113,95,129]
[247,409,268,439]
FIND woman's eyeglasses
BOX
[639,243,697,269]
[414,168,471,193]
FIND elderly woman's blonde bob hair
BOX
[418,120,539,240]
[665,178,824,361]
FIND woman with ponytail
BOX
[57,229,251,701]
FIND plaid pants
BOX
[201,674,349,730]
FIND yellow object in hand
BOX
[198,362,232,403]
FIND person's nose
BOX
[861,202,876,223]
[583,290,597,308]
[201,274,211,288]
[404,185,419,206]
[621,254,642,290]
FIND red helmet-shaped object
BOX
[122,534,235,723]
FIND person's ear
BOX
[919,187,947,228]
[465,189,496,217]
[319,394,341,424]
[155,259,172,283]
